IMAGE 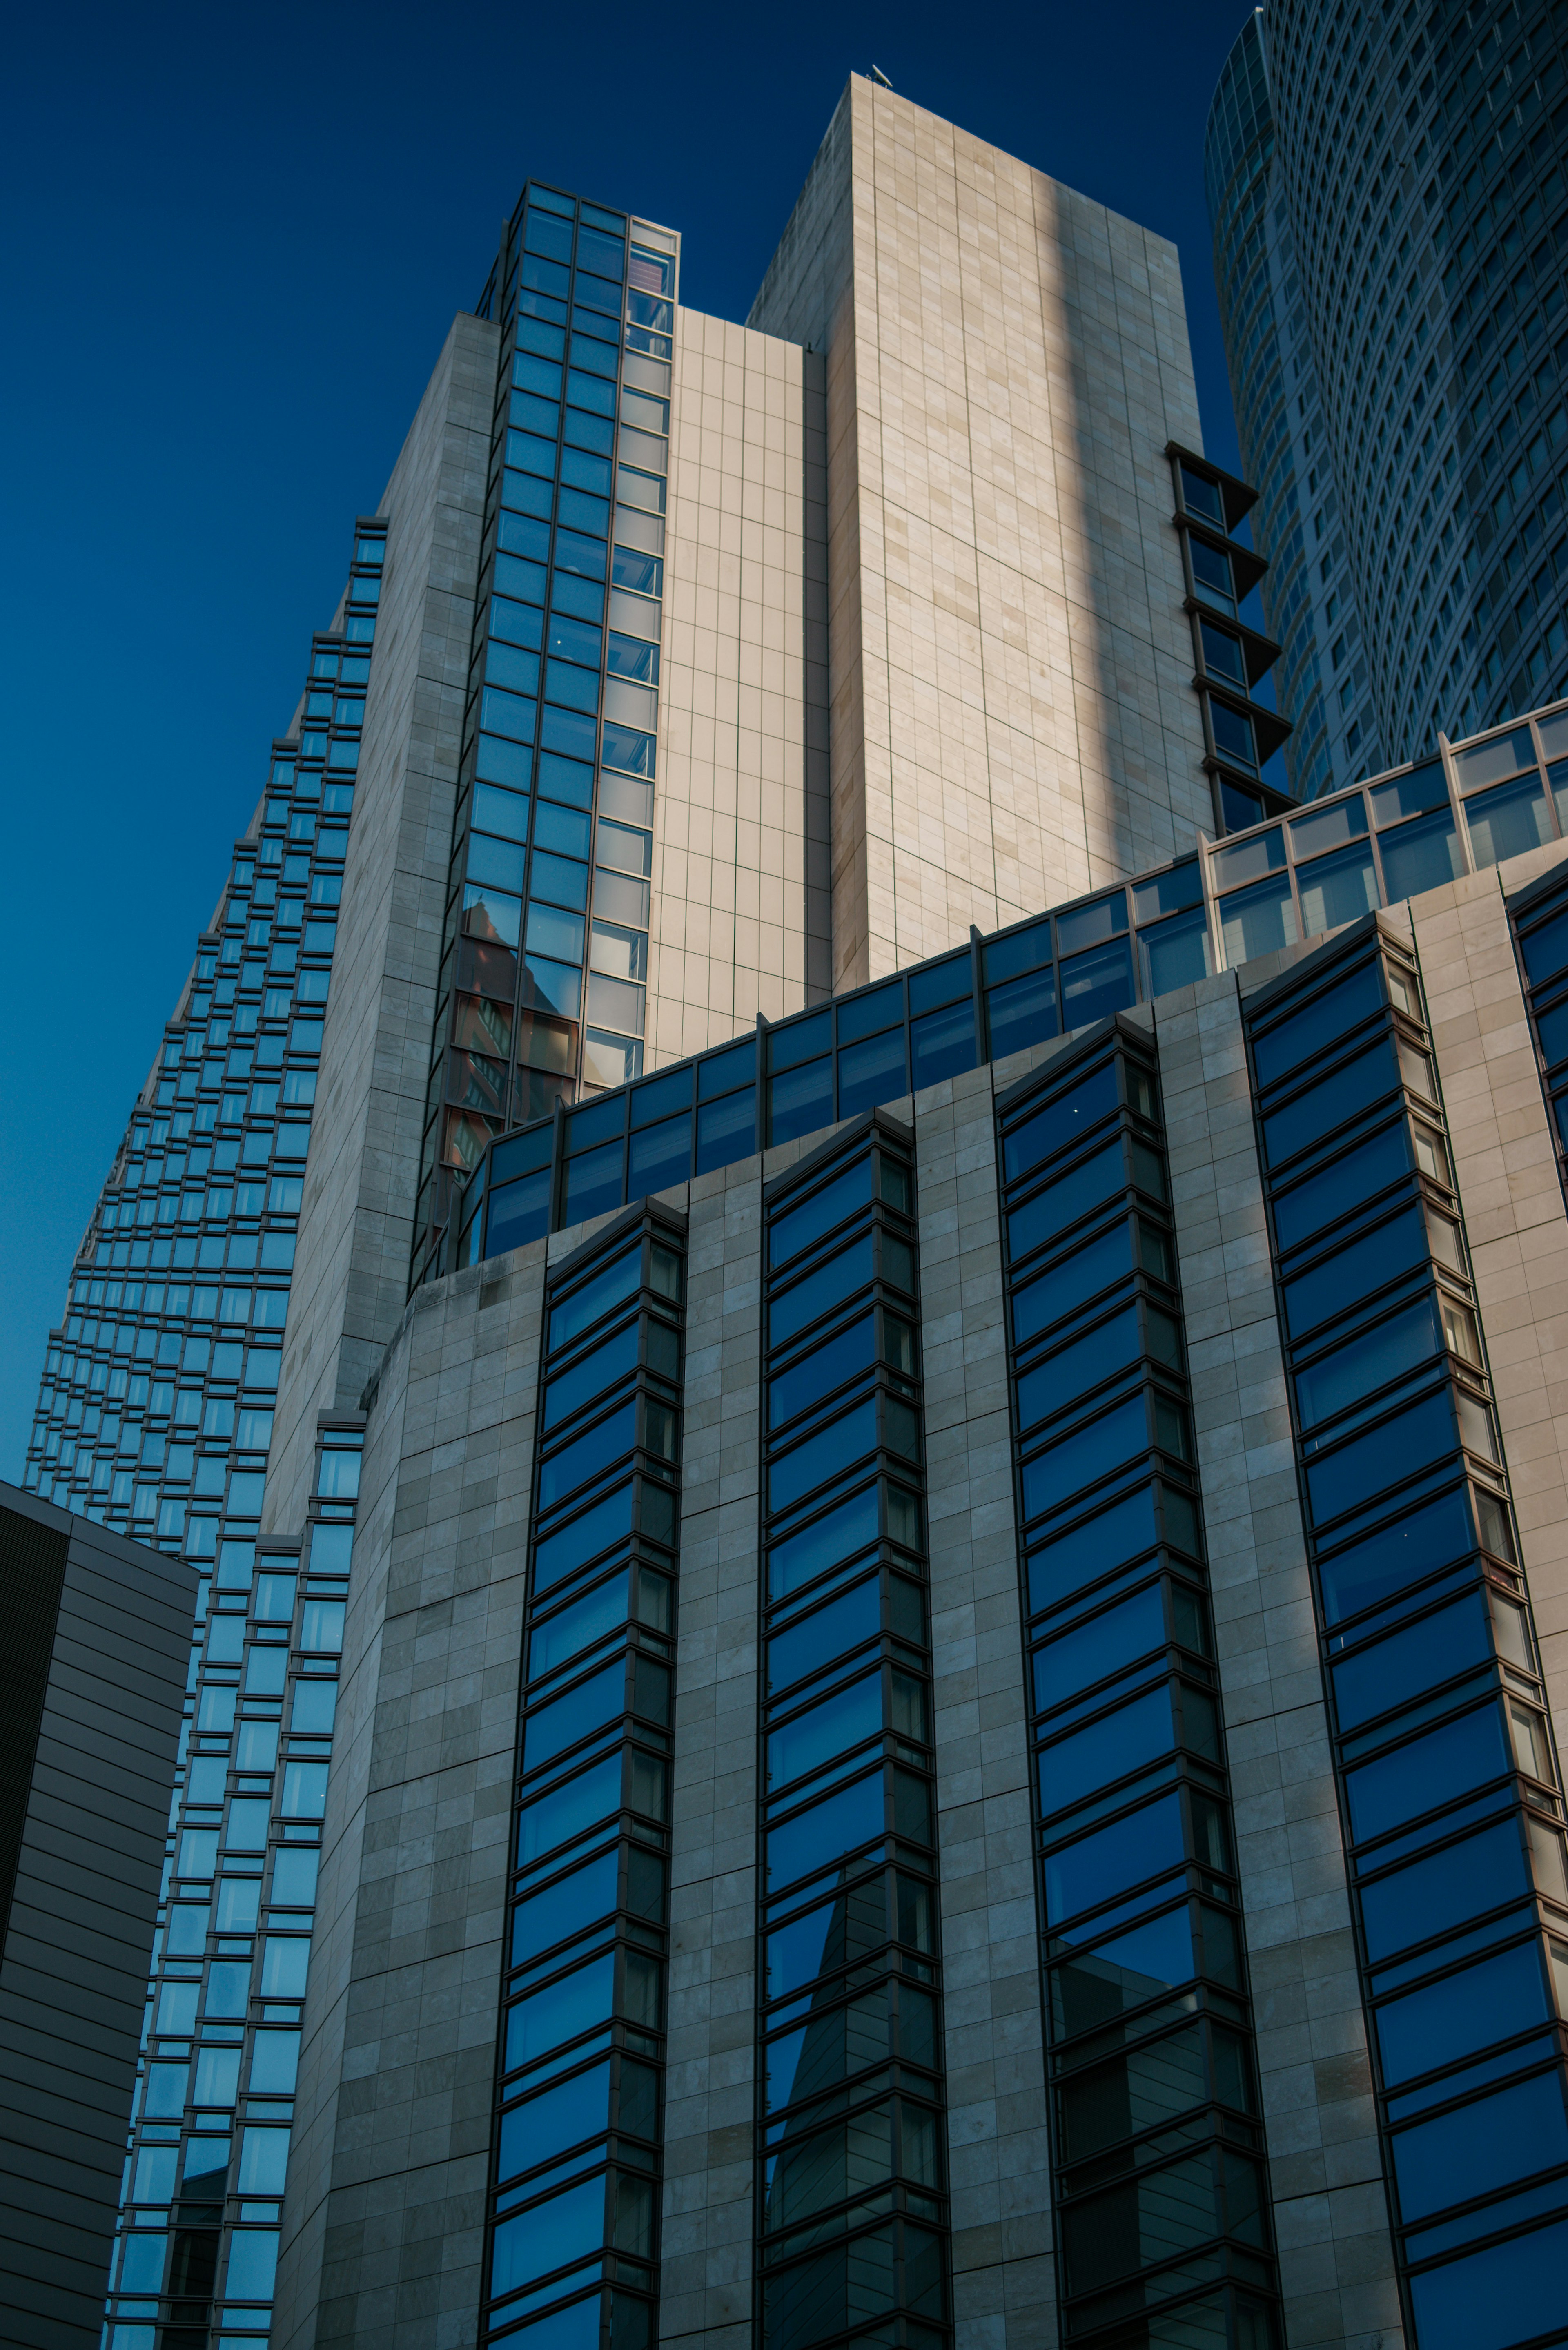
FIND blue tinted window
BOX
[1344,1702,1510,1844]
[768,1484,880,1604]
[1044,1792,1185,1924]
[1375,1942,1550,2087]
[771,1055,833,1147]
[1016,1305,1140,1435]
[1261,1038,1399,1166]
[1007,1142,1124,1263]
[1316,1486,1476,1625]
[769,1398,878,1517]
[770,1235,875,1350]
[1040,1684,1173,1816]
[837,1028,908,1120]
[768,1575,881,1694]
[1408,2212,1568,2350]
[628,1114,690,1196]
[1035,1583,1167,1712]
[1271,1123,1410,1253]
[533,1482,635,1594]
[1379,806,1463,900]
[487,1169,551,1257]
[1296,1294,1443,1429]
[1280,1206,1426,1340]
[1359,1819,1528,1961]
[911,999,977,1090]
[511,1851,619,1969]
[1303,1387,1455,1526]
[543,1320,639,1429]
[538,1400,635,1512]
[770,1158,871,1269]
[768,1670,881,1791]
[529,1570,631,1682]
[1260,954,1382,1090]
[1392,2069,1568,2222]
[550,1244,640,1351]
[1022,1394,1148,1525]
[984,919,1051,984]
[695,1089,754,1175]
[770,1314,876,1430]
[1013,1222,1136,1345]
[1331,1592,1491,1730]
[987,965,1059,1059]
[1003,1064,1118,1184]
[497,2059,611,2185]
[766,1770,884,1893]
[522,1657,625,1773]
[1059,936,1134,1030]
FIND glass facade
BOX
[1205,9,1376,796]
[758,1121,949,2350]
[1168,445,1294,830]
[1512,847,1568,1184]
[412,181,679,1288]
[1243,924,1568,2347]
[995,1035,1281,2350]
[434,692,1568,1283]
[1219,0,1568,780]
[15,522,385,2348]
[486,1211,686,2350]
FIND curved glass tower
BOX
[1206,9,1374,799]
[1209,0,1568,787]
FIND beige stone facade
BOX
[748,77,1213,993]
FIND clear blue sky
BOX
[0,0,1255,1476]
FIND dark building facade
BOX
[0,1485,194,2348]
[1207,0,1568,794]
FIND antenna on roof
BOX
[869,63,893,86]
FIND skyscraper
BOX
[1207,0,1568,798]
[69,68,1568,2350]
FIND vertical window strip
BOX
[483,1211,685,2350]
[1243,932,1568,2329]
[91,523,380,2348]
[1512,863,1568,1208]
[995,1036,1283,2350]
[414,184,666,1286]
[754,1122,951,2350]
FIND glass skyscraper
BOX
[19,65,1568,2350]
[1207,0,1568,798]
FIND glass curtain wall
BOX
[413,181,679,1287]
[1243,927,1568,2350]
[1203,9,1375,796]
[484,1211,686,2350]
[994,1035,1282,2350]
[1511,854,1568,1196]
[756,1121,950,2350]
[17,522,385,2350]
[1260,0,1568,760]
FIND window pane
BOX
[1219,872,1298,965]
[1464,772,1552,870]
[1379,807,1463,899]
[1297,840,1379,934]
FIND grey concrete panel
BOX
[1152,977,1406,2350]
[659,1168,757,2350]
[916,1059,1059,2350]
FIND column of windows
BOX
[994,1033,1282,2350]
[1243,927,1568,2348]
[414,181,679,1283]
[484,1212,685,2350]
[755,1121,950,2350]
[49,520,387,2350]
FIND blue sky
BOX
[0,0,1257,1474]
